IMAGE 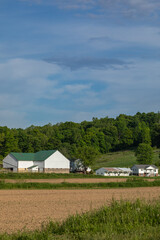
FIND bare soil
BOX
[4,178,128,183]
[4,178,154,183]
[1,187,160,233]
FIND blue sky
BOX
[0,0,160,128]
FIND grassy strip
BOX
[0,172,160,180]
[1,199,160,240]
[0,172,108,179]
[1,178,160,189]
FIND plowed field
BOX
[1,187,160,233]
[4,178,127,183]
[4,178,154,183]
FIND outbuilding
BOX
[95,167,132,176]
[3,150,70,173]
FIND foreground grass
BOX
[1,178,160,189]
[1,199,160,240]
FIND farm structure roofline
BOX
[10,150,57,161]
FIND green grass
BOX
[1,199,160,240]
[93,148,160,170]
[0,172,109,179]
[1,178,160,189]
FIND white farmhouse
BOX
[3,150,70,173]
[131,165,158,177]
[95,167,132,176]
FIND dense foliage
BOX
[1,199,160,240]
[0,112,160,161]
[136,143,153,164]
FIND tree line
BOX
[0,112,160,161]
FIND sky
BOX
[0,0,160,128]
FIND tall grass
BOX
[1,199,160,240]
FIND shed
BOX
[95,167,132,176]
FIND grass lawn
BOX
[92,148,160,170]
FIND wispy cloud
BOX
[20,0,160,18]
[20,0,96,9]
[45,57,129,70]
[99,0,160,15]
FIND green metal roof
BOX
[10,150,57,161]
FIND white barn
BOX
[3,150,70,173]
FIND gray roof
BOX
[132,164,158,169]
[97,167,132,173]
[118,168,132,172]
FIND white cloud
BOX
[0,58,60,98]
[0,57,160,128]
[0,58,62,127]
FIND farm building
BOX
[131,165,158,177]
[95,167,132,176]
[3,150,70,173]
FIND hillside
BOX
[0,112,160,163]
[92,148,160,170]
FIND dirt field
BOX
[1,187,160,233]
[4,177,154,183]
[4,178,127,183]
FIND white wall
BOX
[3,154,18,172]
[28,166,38,172]
[33,161,44,172]
[146,166,158,176]
[119,172,130,176]
[44,150,70,169]
[18,161,33,169]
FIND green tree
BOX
[151,123,160,148]
[3,131,20,156]
[135,143,153,164]
[141,122,151,145]
[116,115,133,149]
[74,146,99,167]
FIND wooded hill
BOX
[0,112,160,161]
